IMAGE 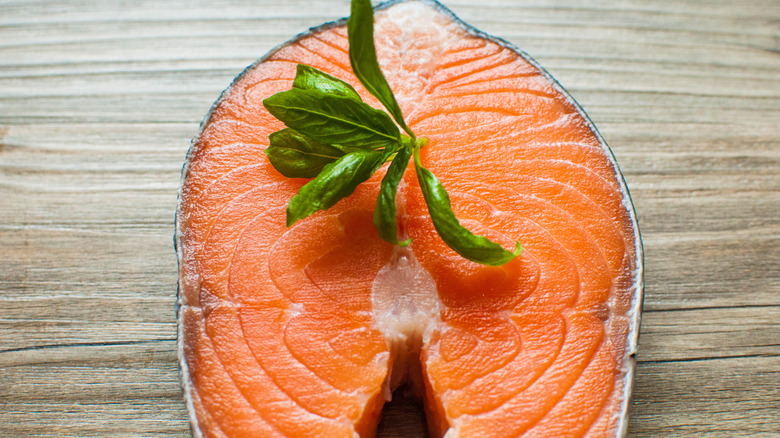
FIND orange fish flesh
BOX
[175,1,644,437]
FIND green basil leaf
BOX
[348,0,414,138]
[292,64,363,102]
[374,144,412,246]
[265,128,344,178]
[415,162,522,266]
[287,149,386,226]
[263,87,399,150]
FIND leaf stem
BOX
[412,137,427,167]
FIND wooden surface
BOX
[1,0,778,436]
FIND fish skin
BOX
[175,1,644,437]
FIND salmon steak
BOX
[175,0,643,437]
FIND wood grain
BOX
[1,0,778,436]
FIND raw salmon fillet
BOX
[175,1,643,437]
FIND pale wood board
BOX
[1,0,778,436]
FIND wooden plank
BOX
[0,342,189,438]
[0,296,176,351]
[630,357,780,436]
[638,307,780,361]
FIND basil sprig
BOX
[292,64,363,101]
[286,148,390,227]
[374,140,412,246]
[265,128,344,178]
[413,144,523,266]
[348,0,414,138]
[261,0,521,266]
[263,87,400,151]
